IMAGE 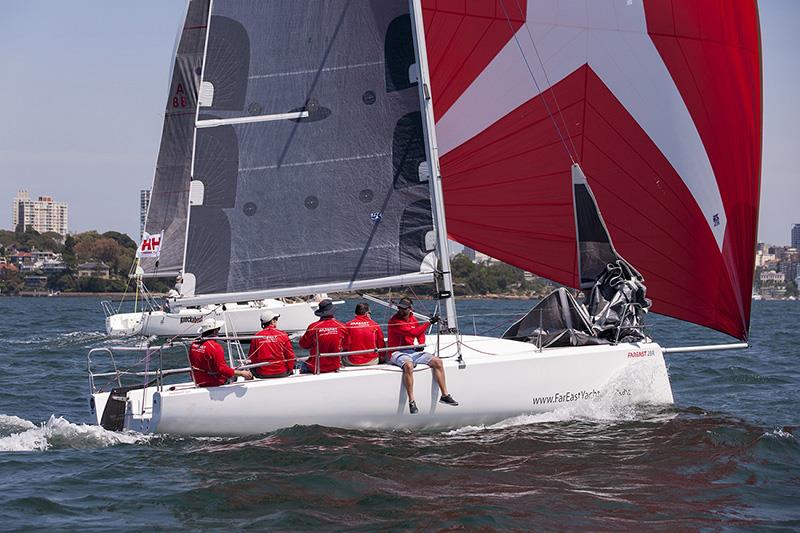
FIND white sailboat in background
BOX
[88,0,761,436]
[103,292,322,338]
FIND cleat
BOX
[409,401,419,414]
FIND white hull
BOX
[105,299,318,337]
[91,335,673,436]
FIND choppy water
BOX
[1,297,798,529]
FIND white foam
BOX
[0,415,149,452]
[0,414,37,435]
[763,427,796,440]
[445,358,672,436]
[8,330,106,346]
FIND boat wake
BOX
[0,414,149,452]
[6,330,107,347]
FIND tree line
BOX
[0,228,171,294]
[449,254,553,297]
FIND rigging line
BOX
[408,284,434,322]
[115,259,138,314]
[497,0,577,165]
[511,0,581,163]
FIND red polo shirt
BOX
[299,317,347,373]
[248,325,295,377]
[343,315,385,364]
[387,313,429,348]
[189,339,236,387]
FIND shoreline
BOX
[2,291,166,298]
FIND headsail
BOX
[180,1,435,301]
[423,0,762,340]
[140,0,210,278]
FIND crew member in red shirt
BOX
[299,299,347,374]
[189,319,253,387]
[342,303,385,366]
[387,297,458,414]
[248,310,295,378]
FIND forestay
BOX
[140,0,210,278]
[182,0,436,299]
[423,0,762,340]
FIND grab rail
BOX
[87,342,190,396]
[100,300,115,318]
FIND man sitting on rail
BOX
[189,319,253,387]
[387,297,458,414]
[248,310,295,378]
[299,299,347,374]
[342,303,385,366]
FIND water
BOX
[1,297,798,529]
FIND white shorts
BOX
[389,349,434,368]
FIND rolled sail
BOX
[424,0,762,340]
[183,0,435,298]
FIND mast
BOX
[409,0,458,332]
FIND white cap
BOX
[198,318,225,334]
[260,310,280,323]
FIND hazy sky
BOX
[0,1,797,244]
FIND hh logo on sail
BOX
[137,231,163,259]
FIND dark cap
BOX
[396,297,413,310]
[314,299,335,317]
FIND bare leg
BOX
[429,357,449,396]
[403,361,415,402]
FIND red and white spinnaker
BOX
[424,0,762,340]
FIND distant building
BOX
[11,190,68,235]
[756,250,776,267]
[462,246,476,262]
[474,251,499,264]
[759,270,785,284]
[78,262,110,279]
[8,250,33,267]
[0,262,19,273]
[9,249,64,273]
[140,189,151,240]
[23,275,48,289]
[793,224,800,250]
[39,257,67,274]
[779,261,798,282]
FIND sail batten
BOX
[196,112,308,128]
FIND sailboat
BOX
[87,0,761,436]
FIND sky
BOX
[0,1,797,245]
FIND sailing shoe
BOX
[439,394,459,406]
[409,401,419,414]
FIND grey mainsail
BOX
[140,0,210,277]
[183,0,434,297]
